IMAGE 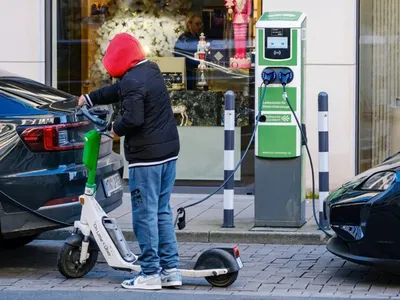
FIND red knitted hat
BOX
[102,33,146,78]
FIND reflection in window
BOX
[54,0,261,187]
[359,0,400,172]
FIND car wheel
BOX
[0,234,40,249]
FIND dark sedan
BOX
[0,69,124,248]
[325,152,400,270]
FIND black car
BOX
[325,152,400,270]
[0,69,124,248]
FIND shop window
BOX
[52,0,261,188]
[358,0,400,172]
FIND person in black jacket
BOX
[78,33,181,290]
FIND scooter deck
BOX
[131,259,197,270]
[126,259,229,277]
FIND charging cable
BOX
[174,74,275,229]
[0,69,331,239]
[0,188,74,227]
[279,71,332,238]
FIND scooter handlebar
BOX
[80,104,108,127]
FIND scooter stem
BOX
[82,129,101,192]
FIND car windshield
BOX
[0,77,74,107]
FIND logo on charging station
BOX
[274,50,282,56]
[265,114,291,123]
[281,115,290,122]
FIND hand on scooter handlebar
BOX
[76,103,115,137]
[80,103,108,127]
[78,104,116,139]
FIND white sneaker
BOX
[121,272,162,290]
[160,268,182,287]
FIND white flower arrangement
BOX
[89,0,191,85]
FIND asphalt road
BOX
[0,291,254,300]
[0,291,392,300]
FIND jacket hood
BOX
[102,33,146,78]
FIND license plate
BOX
[103,173,122,197]
[236,256,243,269]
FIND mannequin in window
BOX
[225,0,252,69]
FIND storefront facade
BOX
[1,0,395,193]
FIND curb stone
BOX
[38,227,331,245]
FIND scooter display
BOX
[56,104,243,288]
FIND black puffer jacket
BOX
[84,60,180,167]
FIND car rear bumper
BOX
[327,236,400,270]
[0,152,124,238]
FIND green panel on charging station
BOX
[254,11,307,228]
[255,11,306,159]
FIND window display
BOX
[52,0,261,187]
[89,0,189,86]
[225,0,252,69]
[358,0,400,172]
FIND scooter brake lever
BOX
[75,106,84,116]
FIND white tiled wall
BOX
[0,0,45,83]
[262,0,358,190]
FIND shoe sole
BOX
[162,281,182,287]
[121,283,162,290]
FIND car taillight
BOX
[42,196,79,207]
[20,121,90,152]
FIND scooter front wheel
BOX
[57,242,98,278]
[205,271,239,287]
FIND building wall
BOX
[263,0,358,190]
[0,0,45,83]
[0,0,358,192]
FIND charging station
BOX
[254,11,307,227]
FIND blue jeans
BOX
[128,160,179,275]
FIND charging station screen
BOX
[267,37,288,49]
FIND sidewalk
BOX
[39,192,333,245]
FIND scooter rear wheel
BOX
[57,242,98,278]
[205,271,239,287]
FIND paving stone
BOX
[334,290,354,297]
[263,275,284,284]
[258,283,275,293]
[337,285,357,292]
[271,288,289,294]
[280,277,298,284]
[350,291,368,297]
[326,277,344,286]
[241,282,262,291]
[321,286,338,293]
[275,268,294,275]
[354,283,371,291]
[0,279,20,286]
[240,270,261,278]
[301,271,322,278]
[194,285,212,291]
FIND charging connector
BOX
[262,67,277,85]
[278,68,294,86]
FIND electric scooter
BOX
[56,104,243,288]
